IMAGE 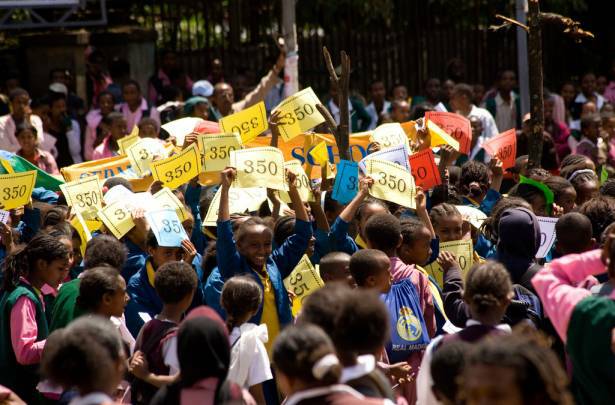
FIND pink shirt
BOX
[532,249,615,343]
[118,98,161,133]
[10,282,46,365]
[92,136,118,160]
[84,109,104,161]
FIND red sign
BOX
[409,148,442,190]
[482,129,517,169]
[425,111,472,155]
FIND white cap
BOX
[49,82,68,95]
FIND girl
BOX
[559,154,595,180]
[84,90,115,161]
[15,122,59,174]
[508,182,549,216]
[0,234,71,403]
[479,196,532,259]
[92,112,128,160]
[41,316,128,405]
[273,324,388,405]
[568,169,599,206]
[222,276,272,403]
[543,176,577,214]
[459,159,503,216]
[429,203,463,243]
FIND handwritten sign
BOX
[98,200,135,240]
[146,208,189,247]
[371,123,410,150]
[366,159,416,209]
[126,138,169,177]
[60,175,102,219]
[282,160,314,203]
[70,212,92,257]
[360,144,410,174]
[284,255,324,316]
[455,205,487,229]
[117,125,139,155]
[153,187,190,222]
[274,87,326,142]
[202,186,267,226]
[426,120,460,151]
[220,101,267,144]
[0,171,37,210]
[408,149,442,190]
[536,216,557,258]
[332,160,359,204]
[425,111,472,155]
[424,239,474,288]
[230,147,286,190]
[151,143,202,190]
[198,133,242,173]
[482,129,517,169]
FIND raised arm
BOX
[489,157,503,193]
[415,187,435,238]
[216,168,242,280]
[339,177,372,223]
[218,168,235,222]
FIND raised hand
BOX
[220,167,236,189]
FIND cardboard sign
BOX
[424,239,474,288]
[198,133,242,173]
[426,120,460,151]
[425,111,472,155]
[151,143,202,190]
[366,159,416,209]
[309,140,329,166]
[98,200,135,240]
[359,144,410,174]
[202,186,267,226]
[126,138,169,177]
[70,212,92,257]
[274,87,326,142]
[371,123,410,150]
[284,255,324,316]
[230,147,286,190]
[153,187,190,222]
[455,205,487,229]
[408,149,441,190]
[281,160,314,203]
[0,170,37,210]
[220,101,268,144]
[536,216,557,258]
[146,208,188,247]
[60,175,102,219]
[482,129,517,169]
[332,160,359,204]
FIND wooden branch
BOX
[540,12,594,41]
[321,46,351,161]
[491,14,528,32]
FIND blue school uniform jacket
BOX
[125,254,204,337]
[121,239,148,281]
[462,188,501,216]
[184,183,207,254]
[204,219,312,326]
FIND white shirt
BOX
[67,119,83,164]
[0,114,48,153]
[365,100,391,130]
[228,323,273,388]
[340,354,376,383]
[492,92,517,132]
[574,92,605,111]
[285,384,392,405]
[68,392,114,405]
[327,99,354,128]
[118,98,161,132]
[460,105,498,163]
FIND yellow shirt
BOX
[256,268,280,358]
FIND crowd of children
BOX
[0,53,615,405]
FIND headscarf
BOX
[496,207,540,283]
[184,96,209,116]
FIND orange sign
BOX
[482,129,517,169]
[425,112,472,155]
[408,149,442,190]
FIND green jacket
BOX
[0,283,48,402]
[49,278,86,332]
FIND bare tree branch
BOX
[491,14,528,32]
[321,46,351,161]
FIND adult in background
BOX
[365,80,391,130]
[118,80,160,132]
[148,50,193,106]
[0,88,51,153]
[481,70,521,132]
[47,91,82,168]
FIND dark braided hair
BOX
[220,275,262,332]
[480,197,532,244]
[578,196,615,240]
[356,198,388,222]
[463,261,512,316]
[2,233,70,291]
[560,155,595,180]
[429,203,461,228]
[600,178,615,197]
[543,176,574,200]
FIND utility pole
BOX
[515,0,530,116]
[281,0,299,96]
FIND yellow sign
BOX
[153,187,189,222]
[97,200,135,240]
[366,159,416,209]
[371,123,410,150]
[426,120,460,151]
[198,133,242,173]
[281,160,314,203]
[284,255,324,316]
[274,87,325,142]
[220,101,268,144]
[126,138,169,177]
[230,147,286,190]
[424,239,474,288]
[309,140,329,166]
[202,186,267,226]
[70,212,92,257]
[60,175,102,219]
[117,126,140,155]
[0,171,37,210]
[151,143,202,190]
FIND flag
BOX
[0,151,64,191]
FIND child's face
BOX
[38,257,71,290]
[149,246,181,268]
[604,117,615,139]
[561,83,576,104]
[529,194,548,217]
[16,129,37,153]
[583,120,601,141]
[104,276,129,318]
[365,256,393,294]
[237,225,273,269]
[398,226,432,266]
[122,84,141,106]
[139,123,158,138]
[557,186,577,214]
[111,118,128,140]
[463,364,524,405]
[576,180,599,206]
[99,94,115,115]
[321,259,354,287]
[434,215,463,242]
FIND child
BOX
[41,317,127,405]
[428,341,469,405]
[0,234,71,403]
[554,212,595,256]
[543,176,577,214]
[416,261,513,405]
[429,203,463,242]
[459,159,503,215]
[508,182,550,216]
[84,90,115,160]
[125,230,201,336]
[205,167,311,355]
[578,195,615,241]
[273,324,388,405]
[15,122,59,174]
[129,261,198,405]
[559,154,596,180]
[568,169,599,206]
[221,276,272,403]
[92,112,127,160]
[319,252,353,286]
[575,113,602,165]
[532,237,615,404]
[138,117,161,139]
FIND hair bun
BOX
[311,353,340,380]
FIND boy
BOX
[129,261,198,404]
[118,79,160,132]
[575,113,602,166]
[555,212,595,256]
[319,252,353,286]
